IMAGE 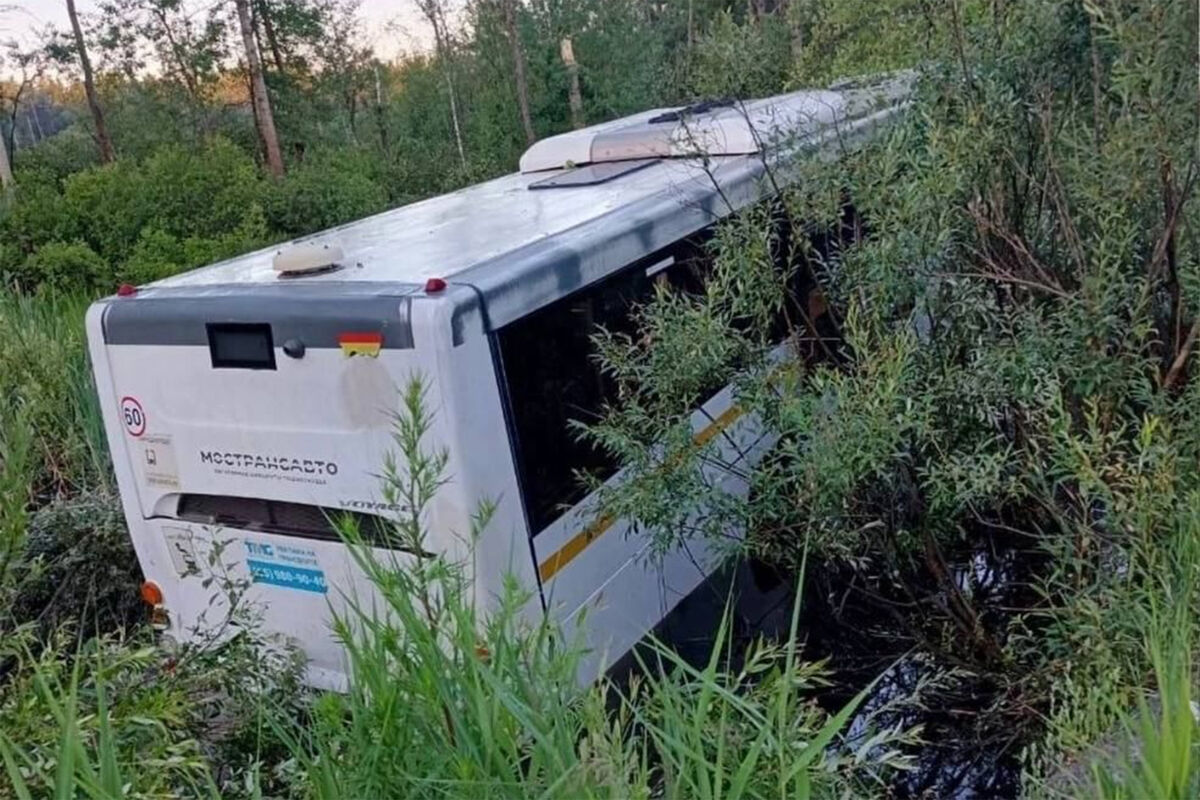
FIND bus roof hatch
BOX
[518,89,848,174]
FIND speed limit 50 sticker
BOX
[120,396,146,437]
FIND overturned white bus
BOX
[87,79,909,688]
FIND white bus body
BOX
[87,82,909,688]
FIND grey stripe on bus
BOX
[102,284,417,350]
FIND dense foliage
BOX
[584,0,1200,792]
[0,0,1196,797]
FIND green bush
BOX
[264,148,389,237]
[119,204,273,286]
[582,0,1199,789]
[118,226,184,285]
[0,631,216,800]
[0,181,79,271]
[10,125,101,184]
[0,625,305,800]
[21,241,111,293]
[0,241,20,287]
[688,11,793,99]
[58,139,268,268]
[61,160,153,265]
[139,138,264,241]
[5,492,142,637]
[790,0,950,84]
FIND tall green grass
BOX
[0,404,33,590]
[1089,638,1199,799]
[0,631,217,799]
[1083,525,1200,799]
[0,291,110,501]
[0,290,125,634]
[1029,497,1200,798]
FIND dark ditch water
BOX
[643,533,1046,798]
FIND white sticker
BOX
[163,525,200,577]
[140,434,179,489]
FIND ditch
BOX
[652,530,1048,798]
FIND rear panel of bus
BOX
[85,286,513,688]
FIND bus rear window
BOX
[174,493,418,552]
[207,323,276,370]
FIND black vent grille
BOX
[175,494,416,551]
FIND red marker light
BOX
[140,580,163,606]
[117,283,137,297]
[425,277,447,293]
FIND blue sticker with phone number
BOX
[247,559,328,594]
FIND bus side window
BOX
[496,234,715,536]
[773,199,861,352]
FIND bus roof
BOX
[140,78,911,334]
[148,152,746,293]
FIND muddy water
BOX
[652,534,1043,798]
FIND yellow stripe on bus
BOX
[537,404,747,583]
[693,405,745,446]
[537,513,616,582]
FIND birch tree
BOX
[65,0,115,163]
[414,0,466,170]
[0,43,38,190]
[560,36,584,130]
[501,0,535,146]
[234,0,285,177]
[147,0,202,100]
[0,122,11,190]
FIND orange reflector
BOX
[140,580,163,606]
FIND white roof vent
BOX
[520,89,847,173]
[273,243,344,276]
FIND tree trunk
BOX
[502,0,536,146]
[257,0,287,73]
[373,62,391,158]
[439,35,467,170]
[784,0,805,64]
[687,0,695,51]
[65,0,114,164]
[235,0,285,177]
[560,37,585,130]
[150,5,200,101]
[9,80,26,163]
[417,1,467,171]
[0,127,13,191]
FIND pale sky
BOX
[1,0,436,64]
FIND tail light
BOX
[140,580,163,605]
[140,580,170,631]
